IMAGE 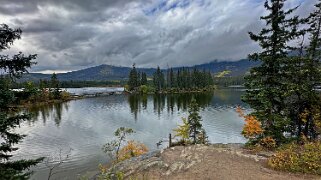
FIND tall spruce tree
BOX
[166,69,171,89]
[293,0,321,139]
[191,68,197,88]
[141,72,147,85]
[281,1,321,141]
[243,0,301,143]
[283,49,321,140]
[128,64,138,91]
[153,66,164,92]
[50,73,60,99]
[137,71,141,87]
[207,71,213,87]
[0,24,44,179]
[177,69,181,89]
[188,98,203,144]
[307,0,321,61]
[169,68,175,88]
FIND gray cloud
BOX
[0,0,317,73]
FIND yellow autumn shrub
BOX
[173,117,190,144]
[117,140,148,162]
[268,141,321,175]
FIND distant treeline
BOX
[213,76,245,87]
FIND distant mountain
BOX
[20,59,259,82]
[190,59,259,76]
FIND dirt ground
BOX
[114,144,320,180]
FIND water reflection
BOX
[128,93,214,119]
[28,102,69,127]
[128,95,143,120]
[26,90,244,126]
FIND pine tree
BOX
[177,69,181,89]
[182,68,186,89]
[279,1,321,141]
[188,98,203,144]
[243,0,301,143]
[0,24,44,179]
[186,69,191,89]
[128,64,138,91]
[153,66,164,92]
[166,69,171,89]
[307,0,321,61]
[284,55,321,140]
[141,72,147,86]
[160,68,165,90]
[287,0,321,140]
[207,71,213,87]
[137,71,141,87]
[50,73,60,99]
[169,68,175,88]
[191,68,197,88]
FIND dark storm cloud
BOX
[0,0,150,15]
[0,2,38,15]
[0,0,317,73]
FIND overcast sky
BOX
[0,0,317,73]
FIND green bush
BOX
[139,85,148,94]
[268,141,321,175]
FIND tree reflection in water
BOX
[128,93,214,120]
[27,102,69,127]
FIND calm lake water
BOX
[15,89,248,179]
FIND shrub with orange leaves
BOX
[242,115,264,139]
[117,140,148,162]
[236,106,263,139]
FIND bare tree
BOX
[45,148,73,180]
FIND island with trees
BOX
[126,64,215,94]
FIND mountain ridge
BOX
[20,59,259,82]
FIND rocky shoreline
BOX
[96,144,319,180]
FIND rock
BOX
[139,160,164,171]
[185,160,197,170]
[165,162,185,175]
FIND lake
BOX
[15,89,249,179]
